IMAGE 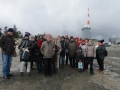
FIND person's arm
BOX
[93,46,96,58]
[18,41,23,50]
[0,36,6,50]
[40,42,44,55]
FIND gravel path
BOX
[0,47,120,90]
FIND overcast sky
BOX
[0,0,120,41]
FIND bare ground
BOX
[0,47,120,90]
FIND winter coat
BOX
[0,34,15,55]
[85,45,96,57]
[40,41,55,58]
[68,41,78,57]
[96,45,106,60]
[80,44,87,57]
[53,44,59,62]
[18,38,29,51]
[55,40,62,55]
[60,40,66,57]
[33,41,43,62]
[18,38,33,62]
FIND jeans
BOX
[87,57,94,72]
[36,61,42,72]
[2,53,12,76]
[61,57,65,65]
[69,57,75,68]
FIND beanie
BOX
[8,28,13,32]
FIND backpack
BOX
[105,50,108,57]
[21,49,29,60]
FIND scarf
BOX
[37,40,42,48]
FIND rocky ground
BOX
[0,46,120,90]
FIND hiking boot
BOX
[4,76,10,79]
[27,72,30,76]
[7,73,14,77]
[19,72,23,76]
[90,72,94,75]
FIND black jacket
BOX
[60,40,67,57]
[0,34,15,55]
[96,45,106,60]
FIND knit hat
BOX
[8,28,13,32]
[70,36,74,39]
[61,36,65,39]
[82,40,86,43]
[24,34,29,37]
[98,39,104,43]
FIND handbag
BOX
[21,49,29,60]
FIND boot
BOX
[19,72,23,76]
[90,68,94,75]
[27,72,30,76]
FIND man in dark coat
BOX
[65,35,70,65]
[67,36,78,68]
[0,28,15,79]
[96,39,106,71]
[60,36,66,68]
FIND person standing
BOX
[60,36,66,68]
[0,28,15,79]
[85,41,96,75]
[68,36,78,68]
[55,37,62,71]
[96,40,106,72]
[41,34,55,77]
[18,34,32,76]
[65,35,69,65]
[33,36,43,73]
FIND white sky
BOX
[0,0,120,41]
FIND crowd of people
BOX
[0,28,107,79]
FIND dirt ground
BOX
[0,46,120,90]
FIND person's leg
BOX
[66,53,68,65]
[97,59,100,69]
[20,61,26,72]
[88,57,94,74]
[73,57,75,68]
[69,57,72,67]
[36,61,39,71]
[2,54,9,77]
[7,55,13,75]
[84,57,88,69]
[48,58,52,75]
[44,58,48,76]
[99,59,104,71]
[27,62,31,75]
[39,61,42,72]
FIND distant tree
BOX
[4,26,7,34]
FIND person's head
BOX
[24,34,29,39]
[65,34,69,39]
[81,39,86,45]
[88,40,93,45]
[51,38,55,43]
[37,36,43,41]
[61,36,65,41]
[75,36,79,42]
[57,35,61,40]
[46,34,52,41]
[98,39,104,45]
[30,35,35,41]
[85,38,89,43]
[7,28,13,36]
[70,36,74,41]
